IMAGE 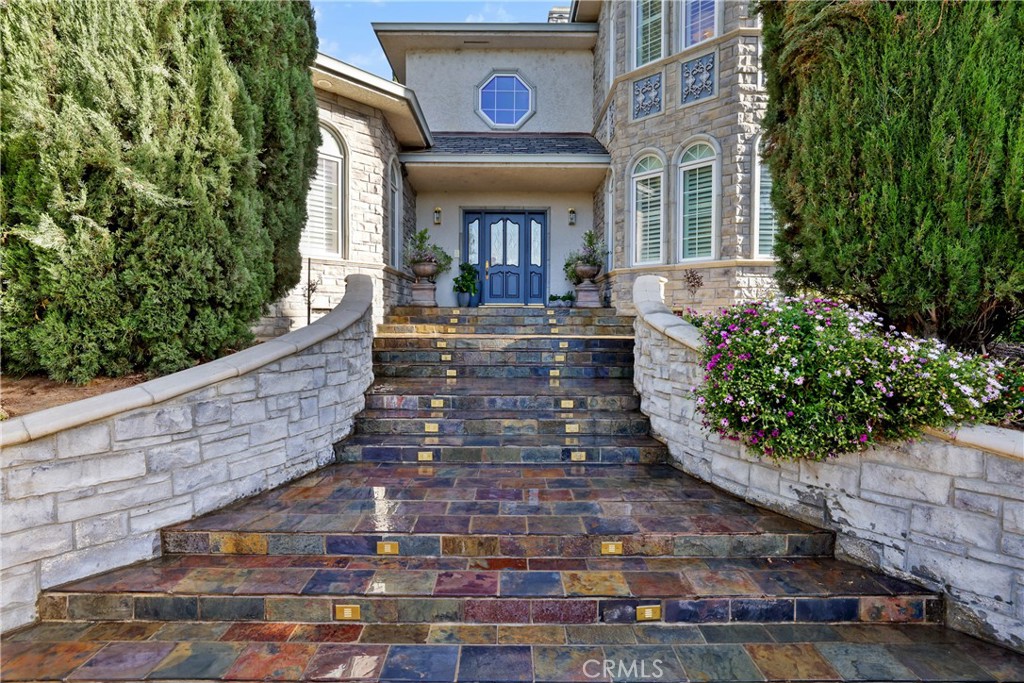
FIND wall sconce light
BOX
[433,207,442,225]
[568,208,577,225]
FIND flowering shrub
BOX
[690,298,1024,461]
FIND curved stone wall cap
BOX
[632,274,702,351]
[0,273,374,448]
[923,424,1024,462]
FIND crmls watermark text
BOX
[583,659,664,679]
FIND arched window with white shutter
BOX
[631,153,665,265]
[388,159,402,268]
[301,125,346,258]
[677,140,718,261]
[753,135,779,258]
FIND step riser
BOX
[336,445,663,464]
[373,351,634,367]
[374,338,635,351]
[374,366,633,379]
[386,316,634,327]
[363,396,641,412]
[161,532,833,559]
[354,418,651,437]
[43,592,939,626]
[389,307,622,317]
[376,325,635,336]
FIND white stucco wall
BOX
[405,49,594,133]
[413,191,595,306]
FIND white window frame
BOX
[604,174,614,272]
[630,153,666,266]
[676,140,719,263]
[681,0,719,51]
[301,124,347,260]
[388,159,402,268]
[752,135,778,258]
[475,70,536,131]
[632,0,664,70]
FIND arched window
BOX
[631,154,665,265]
[753,137,779,257]
[302,125,345,257]
[633,0,663,68]
[678,142,717,260]
[388,160,402,267]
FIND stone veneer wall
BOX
[0,275,375,633]
[631,275,1024,652]
[254,88,417,339]
[593,0,778,314]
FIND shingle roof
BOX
[416,134,609,156]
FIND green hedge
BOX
[0,0,319,383]
[759,0,1024,349]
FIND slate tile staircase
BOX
[6,306,1023,681]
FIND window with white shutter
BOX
[301,126,344,257]
[632,155,664,265]
[634,0,663,68]
[754,137,778,257]
[678,142,717,260]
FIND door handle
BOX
[484,260,489,280]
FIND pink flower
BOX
[858,434,868,443]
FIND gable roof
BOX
[423,133,608,156]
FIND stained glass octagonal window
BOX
[478,72,534,129]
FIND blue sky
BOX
[312,1,559,78]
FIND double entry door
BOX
[463,211,546,305]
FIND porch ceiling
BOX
[401,160,609,193]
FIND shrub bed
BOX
[690,298,1024,461]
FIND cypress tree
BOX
[760,0,1024,348]
[0,0,319,382]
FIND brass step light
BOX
[335,604,361,621]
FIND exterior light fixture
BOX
[433,207,442,224]
[568,208,577,225]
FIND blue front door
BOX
[464,212,546,305]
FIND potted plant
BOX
[548,293,575,308]
[453,262,479,307]
[404,228,453,283]
[404,229,452,307]
[564,229,608,308]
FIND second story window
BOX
[478,73,534,129]
[634,0,663,68]
[684,0,717,49]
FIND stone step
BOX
[335,435,664,465]
[353,411,650,437]
[372,349,635,367]
[159,463,831,559]
[375,324,636,336]
[373,336,635,351]
[389,306,622,318]
[42,555,939,627]
[364,377,640,413]
[4,621,1012,682]
[385,314,634,327]
[373,364,633,379]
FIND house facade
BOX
[259,0,777,336]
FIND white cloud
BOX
[465,3,515,23]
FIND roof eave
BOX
[312,53,433,149]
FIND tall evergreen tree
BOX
[759,0,1024,348]
[0,0,319,382]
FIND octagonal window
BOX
[478,73,533,129]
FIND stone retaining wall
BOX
[0,275,375,633]
[632,274,1024,652]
